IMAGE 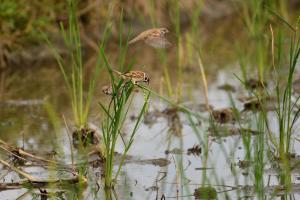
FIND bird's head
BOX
[160,28,169,34]
[144,75,150,84]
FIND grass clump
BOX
[45,0,101,145]
[266,17,300,189]
[98,11,150,189]
[99,48,150,188]
[194,186,217,200]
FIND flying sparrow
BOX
[128,28,171,49]
[112,69,150,85]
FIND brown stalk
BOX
[197,55,211,113]
[0,158,38,182]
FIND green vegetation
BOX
[45,0,100,131]
[0,0,64,43]
[99,38,150,188]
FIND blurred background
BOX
[1,1,300,199]
[0,0,299,98]
[1,0,299,68]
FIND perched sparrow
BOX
[128,28,171,49]
[112,69,150,85]
[102,85,113,96]
[102,83,139,96]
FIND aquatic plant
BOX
[99,48,150,188]
[267,17,300,188]
[238,0,288,82]
[97,11,151,188]
[45,0,102,137]
[236,14,300,198]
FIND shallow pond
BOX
[2,64,300,200]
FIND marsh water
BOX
[2,62,300,200]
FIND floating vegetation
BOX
[194,186,217,200]
[165,147,184,155]
[187,144,202,156]
[127,158,171,167]
[145,185,159,191]
[217,83,236,92]
[242,96,277,112]
[208,126,262,137]
[212,108,235,124]
[72,126,99,147]
[245,78,267,90]
[237,160,251,169]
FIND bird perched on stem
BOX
[112,69,150,85]
[128,28,171,49]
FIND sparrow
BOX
[102,83,140,96]
[128,28,171,49]
[102,85,113,96]
[112,69,150,85]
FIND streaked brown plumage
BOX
[102,85,113,96]
[128,28,171,49]
[112,69,150,85]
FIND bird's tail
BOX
[111,69,122,75]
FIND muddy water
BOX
[2,66,300,200]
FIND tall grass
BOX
[237,12,300,198]
[98,13,150,188]
[275,25,300,157]
[268,17,300,190]
[239,0,288,82]
[99,52,150,188]
[45,0,101,130]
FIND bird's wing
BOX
[128,31,149,44]
[128,29,161,45]
[145,36,172,49]
[128,35,141,44]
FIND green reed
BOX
[238,0,288,82]
[98,21,150,187]
[238,13,300,198]
[99,71,150,188]
[45,0,103,130]
[276,24,300,157]
[269,17,300,189]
